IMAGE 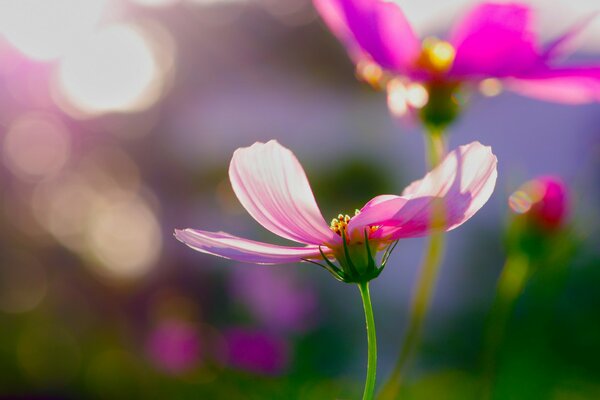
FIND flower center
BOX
[329,210,359,236]
[416,37,455,74]
[330,209,379,238]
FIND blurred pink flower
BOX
[314,0,600,104]
[229,268,318,333]
[175,140,497,282]
[224,327,289,375]
[146,320,201,375]
[509,175,569,230]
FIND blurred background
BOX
[0,0,599,398]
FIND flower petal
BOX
[175,229,324,265]
[508,66,600,104]
[347,194,407,238]
[313,0,420,72]
[365,142,498,240]
[229,140,335,246]
[449,3,541,77]
[542,12,599,61]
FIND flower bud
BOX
[509,176,568,230]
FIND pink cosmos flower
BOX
[509,175,568,230]
[175,140,497,283]
[314,0,600,122]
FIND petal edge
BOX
[175,229,323,265]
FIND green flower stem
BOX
[359,281,377,400]
[377,130,447,400]
[425,129,446,167]
[481,253,530,399]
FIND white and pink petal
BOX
[313,0,420,73]
[174,229,324,265]
[449,2,541,78]
[357,142,497,241]
[229,140,335,246]
[508,66,600,104]
[347,194,407,239]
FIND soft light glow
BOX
[32,173,97,251]
[56,24,164,116]
[386,79,409,117]
[87,197,162,280]
[130,0,181,7]
[356,60,385,89]
[429,40,455,70]
[0,0,106,61]
[419,37,455,73]
[30,146,159,282]
[509,180,545,214]
[479,78,503,97]
[508,190,533,214]
[3,113,71,180]
[406,82,429,108]
[187,0,247,4]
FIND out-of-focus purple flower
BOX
[224,327,289,375]
[175,140,496,283]
[229,268,318,333]
[509,176,569,230]
[314,1,600,111]
[146,320,201,375]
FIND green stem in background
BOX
[424,129,447,166]
[481,253,530,399]
[359,281,377,400]
[377,130,447,400]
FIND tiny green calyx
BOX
[303,229,398,284]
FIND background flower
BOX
[314,0,600,127]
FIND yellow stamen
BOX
[417,37,455,74]
[329,209,379,237]
[330,211,352,235]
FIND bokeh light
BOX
[0,0,598,398]
[0,0,107,61]
[2,113,71,181]
[356,60,385,89]
[32,173,99,251]
[509,180,546,214]
[55,23,174,117]
[387,79,409,117]
[406,82,430,109]
[29,145,160,283]
[508,190,534,214]
[479,78,503,97]
[131,0,181,7]
[87,196,162,281]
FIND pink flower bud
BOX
[509,176,569,230]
